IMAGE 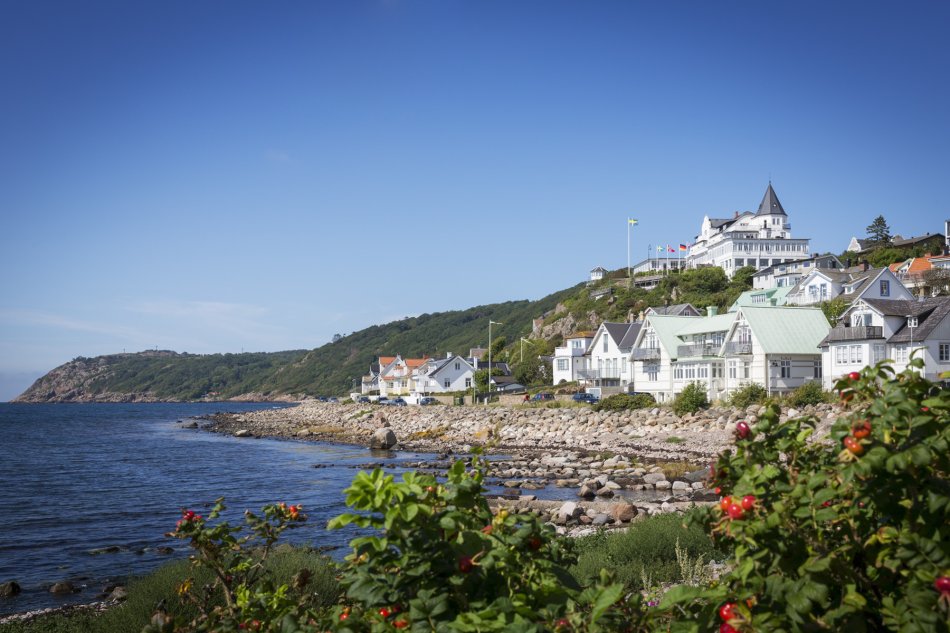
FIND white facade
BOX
[552,333,594,384]
[582,323,635,388]
[414,354,474,394]
[685,184,811,277]
[822,298,950,387]
[786,267,913,307]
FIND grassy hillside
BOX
[17,266,756,402]
[16,286,582,401]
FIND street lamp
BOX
[488,320,502,405]
[907,315,917,370]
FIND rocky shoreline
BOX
[201,399,844,526]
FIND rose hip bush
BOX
[662,359,950,632]
[324,455,643,632]
[143,499,315,633]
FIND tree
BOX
[487,336,507,361]
[332,333,343,343]
[923,268,950,296]
[866,214,892,245]
[473,367,505,393]
[820,296,850,326]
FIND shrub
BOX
[672,381,708,415]
[593,392,655,412]
[324,455,645,631]
[660,360,950,631]
[727,382,768,409]
[786,380,831,407]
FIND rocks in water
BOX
[180,421,198,429]
[156,546,174,555]
[234,429,253,438]
[88,545,121,555]
[671,481,690,491]
[49,581,75,594]
[0,581,21,597]
[370,428,397,450]
[643,472,667,485]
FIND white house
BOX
[630,311,734,402]
[589,266,607,284]
[581,321,641,390]
[821,297,950,387]
[752,254,843,290]
[721,307,830,396]
[784,266,912,307]
[552,332,595,385]
[630,306,830,402]
[685,183,811,277]
[412,354,475,394]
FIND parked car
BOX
[376,397,390,405]
[389,397,407,407]
[418,397,438,406]
[327,397,339,403]
[356,396,371,404]
[316,396,328,402]
[531,392,555,401]
[571,392,599,404]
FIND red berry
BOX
[822,500,832,508]
[852,420,871,439]
[922,406,930,412]
[394,620,409,629]
[556,619,570,629]
[843,435,864,455]
[339,613,349,621]
[379,608,390,618]
[848,371,861,381]
[527,536,542,550]
[741,495,756,511]
[718,602,737,621]
[481,525,493,535]
[714,487,722,495]
[458,555,474,573]
[720,624,738,633]
[935,576,950,594]
[720,496,733,512]
[736,421,750,439]
[727,503,745,520]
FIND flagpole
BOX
[627,218,630,285]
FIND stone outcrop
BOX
[370,428,397,449]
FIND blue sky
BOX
[1,1,948,399]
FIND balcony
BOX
[632,348,660,361]
[724,341,753,355]
[676,343,721,358]
[577,369,622,380]
[825,325,883,342]
[554,346,587,357]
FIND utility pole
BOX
[488,320,502,405]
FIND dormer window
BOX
[908,316,918,328]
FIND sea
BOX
[0,402,566,616]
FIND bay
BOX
[0,402,447,615]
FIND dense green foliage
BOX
[665,359,950,631]
[865,214,892,245]
[592,393,655,412]
[672,382,708,415]
[785,380,832,407]
[726,382,768,409]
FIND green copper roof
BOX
[738,306,831,354]
[644,316,696,356]
[675,313,737,337]
[729,286,793,312]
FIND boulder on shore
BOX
[49,581,75,594]
[370,428,397,449]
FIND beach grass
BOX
[0,547,339,633]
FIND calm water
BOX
[0,402,487,615]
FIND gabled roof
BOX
[618,322,643,350]
[755,183,787,216]
[601,322,631,346]
[428,355,473,377]
[729,286,793,311]
[378,356,397,366]
[640,315,699,356]
[860,297,950,344]
[590,266,607,273]
[405,358,429,368]
[709,218,735,229]
[674,313,736,337]
[647,303,699,316]
[737,307,830,354]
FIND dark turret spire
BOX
[756,182,786,216]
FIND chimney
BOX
[734,211,739,218]
[862,259,869,272]
[707,306,718,317]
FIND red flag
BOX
[668,245,675,253]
